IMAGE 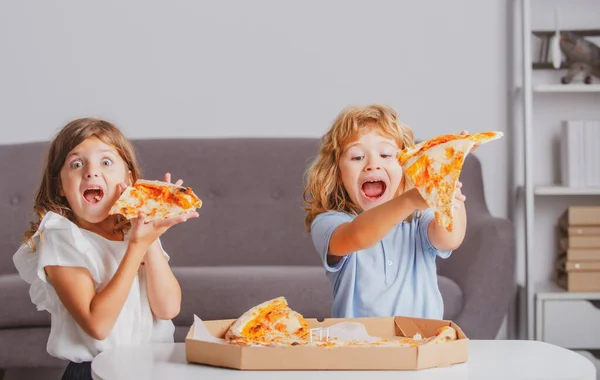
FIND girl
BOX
[304,104,468,320]
[13,118,198,380]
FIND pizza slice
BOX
[414,326,458,345]
[397,131,503,232]
[109,179,202,222]
[225,297,311,347]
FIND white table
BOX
[91,340,597,380]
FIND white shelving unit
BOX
[533,84,600,93]
[515,0,600,341]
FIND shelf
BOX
[535,186,600,195]
[533,84,600,93]
[536,281,600,301]
[532,29,600,38]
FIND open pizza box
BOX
[185,316,469,370]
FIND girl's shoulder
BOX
[13,211,101,285]
[37,211,77,231]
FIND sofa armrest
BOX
[437,215,516,339]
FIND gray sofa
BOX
[0,138,516,373]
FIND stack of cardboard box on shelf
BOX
[556,206,600,292]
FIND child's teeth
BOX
[94,196,101,201]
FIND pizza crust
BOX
[398,131,503,231]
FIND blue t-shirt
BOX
[310,209,452,320]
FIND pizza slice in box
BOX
[225,296,311,347]
[397,131,503,232]
[109,179,202,222]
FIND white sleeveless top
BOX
[12,212,175,363]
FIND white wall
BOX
[0,0,510,218]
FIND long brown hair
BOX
[303,104,415,232]
[23,118,141,250]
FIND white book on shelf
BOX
[561,120,585,188]
[577,120,587,188]
[591,120,600,187]
[584,120,595,187]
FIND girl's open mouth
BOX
[361,180,387,199]
[83,188,104,204]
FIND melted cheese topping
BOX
[228,297,310,346]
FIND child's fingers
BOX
[153,212,198,229]
[137,212,148,224]
[175,179,183,186]
[164,173,171,183]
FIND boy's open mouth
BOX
[83,188,104,204]
[361,180,387,199]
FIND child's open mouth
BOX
[83,188,104,204]
[361,180,387,200]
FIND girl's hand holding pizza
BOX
[129,211,198,248]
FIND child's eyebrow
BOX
[380,141,399,149]
[66,149,115,159]
[344,142,361,150]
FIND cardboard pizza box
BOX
[184,316,469,370]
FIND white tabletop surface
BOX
[91,340,597,380]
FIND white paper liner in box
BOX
[192,315,226,343]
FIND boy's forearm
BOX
[144,241,181,320]
[333,193,416,254]
[428,205,467,251]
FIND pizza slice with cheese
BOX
[397,131,503,232]
[109,179,202,222]
[225,297,311,347]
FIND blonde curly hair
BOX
[23,118,141,251]
[303,104,415,232]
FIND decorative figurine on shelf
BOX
[550,10,600,84]
[552,32,600,84]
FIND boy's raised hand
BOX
[453,181,467,209]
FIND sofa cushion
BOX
[172,266,464,328]
[0,274,50,328]
[439,275,464,320]
[0,328,65,368]
[172,266,333,328]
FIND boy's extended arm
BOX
[143,241,181,320]
[328,188,422,256]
